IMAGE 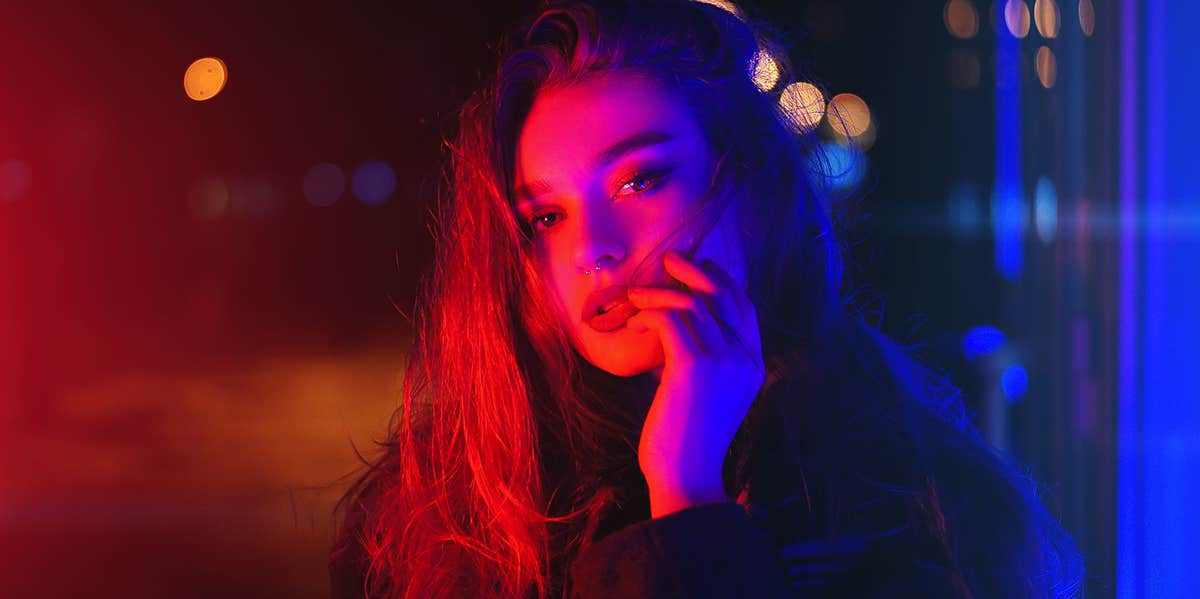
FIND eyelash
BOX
[524,169,671,234]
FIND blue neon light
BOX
[993,5,1023,280]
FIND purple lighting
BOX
[351,160,396,206]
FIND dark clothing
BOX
[561,500,969,599]
[329,349,974,598]
[564,501,793,598]
[330,495,967,599]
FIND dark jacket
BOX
[329,350,975,598]
[329,487,969,598]
[562,500,969,598]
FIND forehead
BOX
[514,74,708,186]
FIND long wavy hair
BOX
[331,1,1084,597]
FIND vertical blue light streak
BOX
[1148,0,1200,594]
[993,3,1023,280]
[1117,0,1142,595]
[1123,0,1200,596]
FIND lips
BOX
[582,285,641,332]
[586,300,640,332]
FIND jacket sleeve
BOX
[566,501,794,599]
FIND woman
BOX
[329,1,1085,597]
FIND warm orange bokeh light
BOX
[944,0,980,40]
[1034,0,1060,38]
[851,121,877,151]
[1078,0,1095,36]
[1036,46,1057,88]
[752,49,780,92]
[691,0,741,17]
[779,81,826,133]
[1004,0,1031,38]
[827,93,871,138]
[184,57,228,101]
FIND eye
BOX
[522,168,674,238]
[526,211,563,234]
[614,168,672,199]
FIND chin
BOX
[578,328,665,377]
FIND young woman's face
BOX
[514,73,748,378]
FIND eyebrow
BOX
[513,129,676,205]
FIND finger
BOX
[672,254,749,342]
[626,308,700,364]
[663,250,720,295]
[627,287,724,349]
[627,286,705,311]
[663,252,746,336]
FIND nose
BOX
[572,216,626,276]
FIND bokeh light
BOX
[851,121,878,151]
[351,161,396,206]
[963,325,1007,360]
[189,176,230,220]
[826,93,871,138]
[779,81,826,133]
[1004,0,1031,38]
[1078,0,1095,37]
[302,163,346,207]
[947,48,982,89]
[751,50,780,92]
[691,0,740,16]
[183,57,228,102]
[991,182,1027,279]
[0,159,32,202]
[1001,364,1029,401]
[811,141,866,191]
[1035,176,1058,243]
[1033,0,1060,38]
[944,0,980,39]
[1036,46,1057,88]
[948,179,984,238]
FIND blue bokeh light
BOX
[962,325,1006,360]
[1000,364,1028,402]
[1035,176,1058,244]
[812,142,866,191]
[947,179,983,238]
[351,160,396,205]
[303,162,345,207]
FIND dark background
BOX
[0,1,1117,596]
